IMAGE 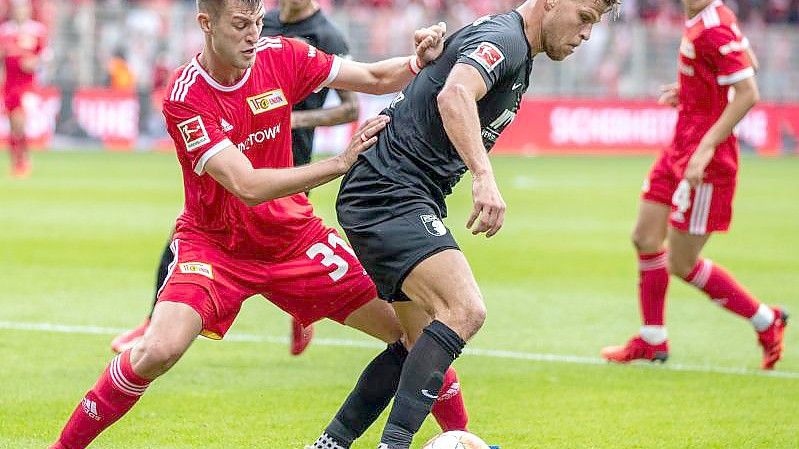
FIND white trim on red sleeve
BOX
[717,67,754,85]
[313,55,342,93]
[194,138,234,175]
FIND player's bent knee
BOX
[437,297,486,341]
[631,231,662,254]
[462,300,487,339]
[132,336,190,378]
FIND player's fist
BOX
[337,115,390,174]
[414,22,447,66]
[657,82,679,108]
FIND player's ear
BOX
[197,12,213,34]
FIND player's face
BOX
[209,1,265,70]
[542,0,604,61]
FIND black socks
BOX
[380,320,465,449]
[323,341,409,448]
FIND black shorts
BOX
[336,159,459,302]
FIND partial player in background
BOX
[49,1,465,447]
[306,2,620,449]
[601,0,788,369]
[0,0,45,178]
[110,0,362,357]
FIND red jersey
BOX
[671,0,753,179]
[0,19,46,89]
[163,36,342,260]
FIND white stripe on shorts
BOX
[689,183,713,235]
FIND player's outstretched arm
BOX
[204,116,389,206]
[685,76,759,187]
[328,22,446,95]
[437,63,505,238]
[291,89,360,129]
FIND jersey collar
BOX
[191,55,252,92]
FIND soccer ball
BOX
[422,431,490,449]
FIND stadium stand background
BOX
[7,0,799,153]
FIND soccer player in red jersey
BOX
[48,1,466,448]
[110,0,364,358]
[601,0,788,370]
[0,0,45,178]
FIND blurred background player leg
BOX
[601,199,671,363]
[667,227,788,370]
[6,97,30,178]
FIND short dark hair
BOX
[196,0,262,18]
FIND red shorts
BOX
[156,226,377,340]
[642,151,736,235]
[4,86,30,112]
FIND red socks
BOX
[638,251,669,326]
[51,350,150,449]
[683,259,760,319]
[430,367,469,431]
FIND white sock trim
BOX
[750,304,775,332]
[640,325,668,345]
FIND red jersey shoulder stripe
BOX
[169,65,200,102]
[257,36,283,50]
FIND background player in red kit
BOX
[601,0,788,369]
[48,1,456,448]
[0,0,45,178]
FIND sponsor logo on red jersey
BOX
[468,42,505,72]
[177,116,210,151]
[247,89,288,115]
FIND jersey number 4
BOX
[306,233,357,281]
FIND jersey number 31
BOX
[306,233,357,281]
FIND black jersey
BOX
[261,9,350,164]
[361,11,533,199]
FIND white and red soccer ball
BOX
[422,431,490,449]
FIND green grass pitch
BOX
[1,151,797,448]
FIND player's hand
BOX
[337,115,390,174]
[684,143,715,188]
[657,82,679,108]
[467,172,506,238]
[414,22,447,66]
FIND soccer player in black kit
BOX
[305,1,620,449]
[110,0,360,356]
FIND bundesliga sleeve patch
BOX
[467,42,505,73]
[177,116,211,152]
